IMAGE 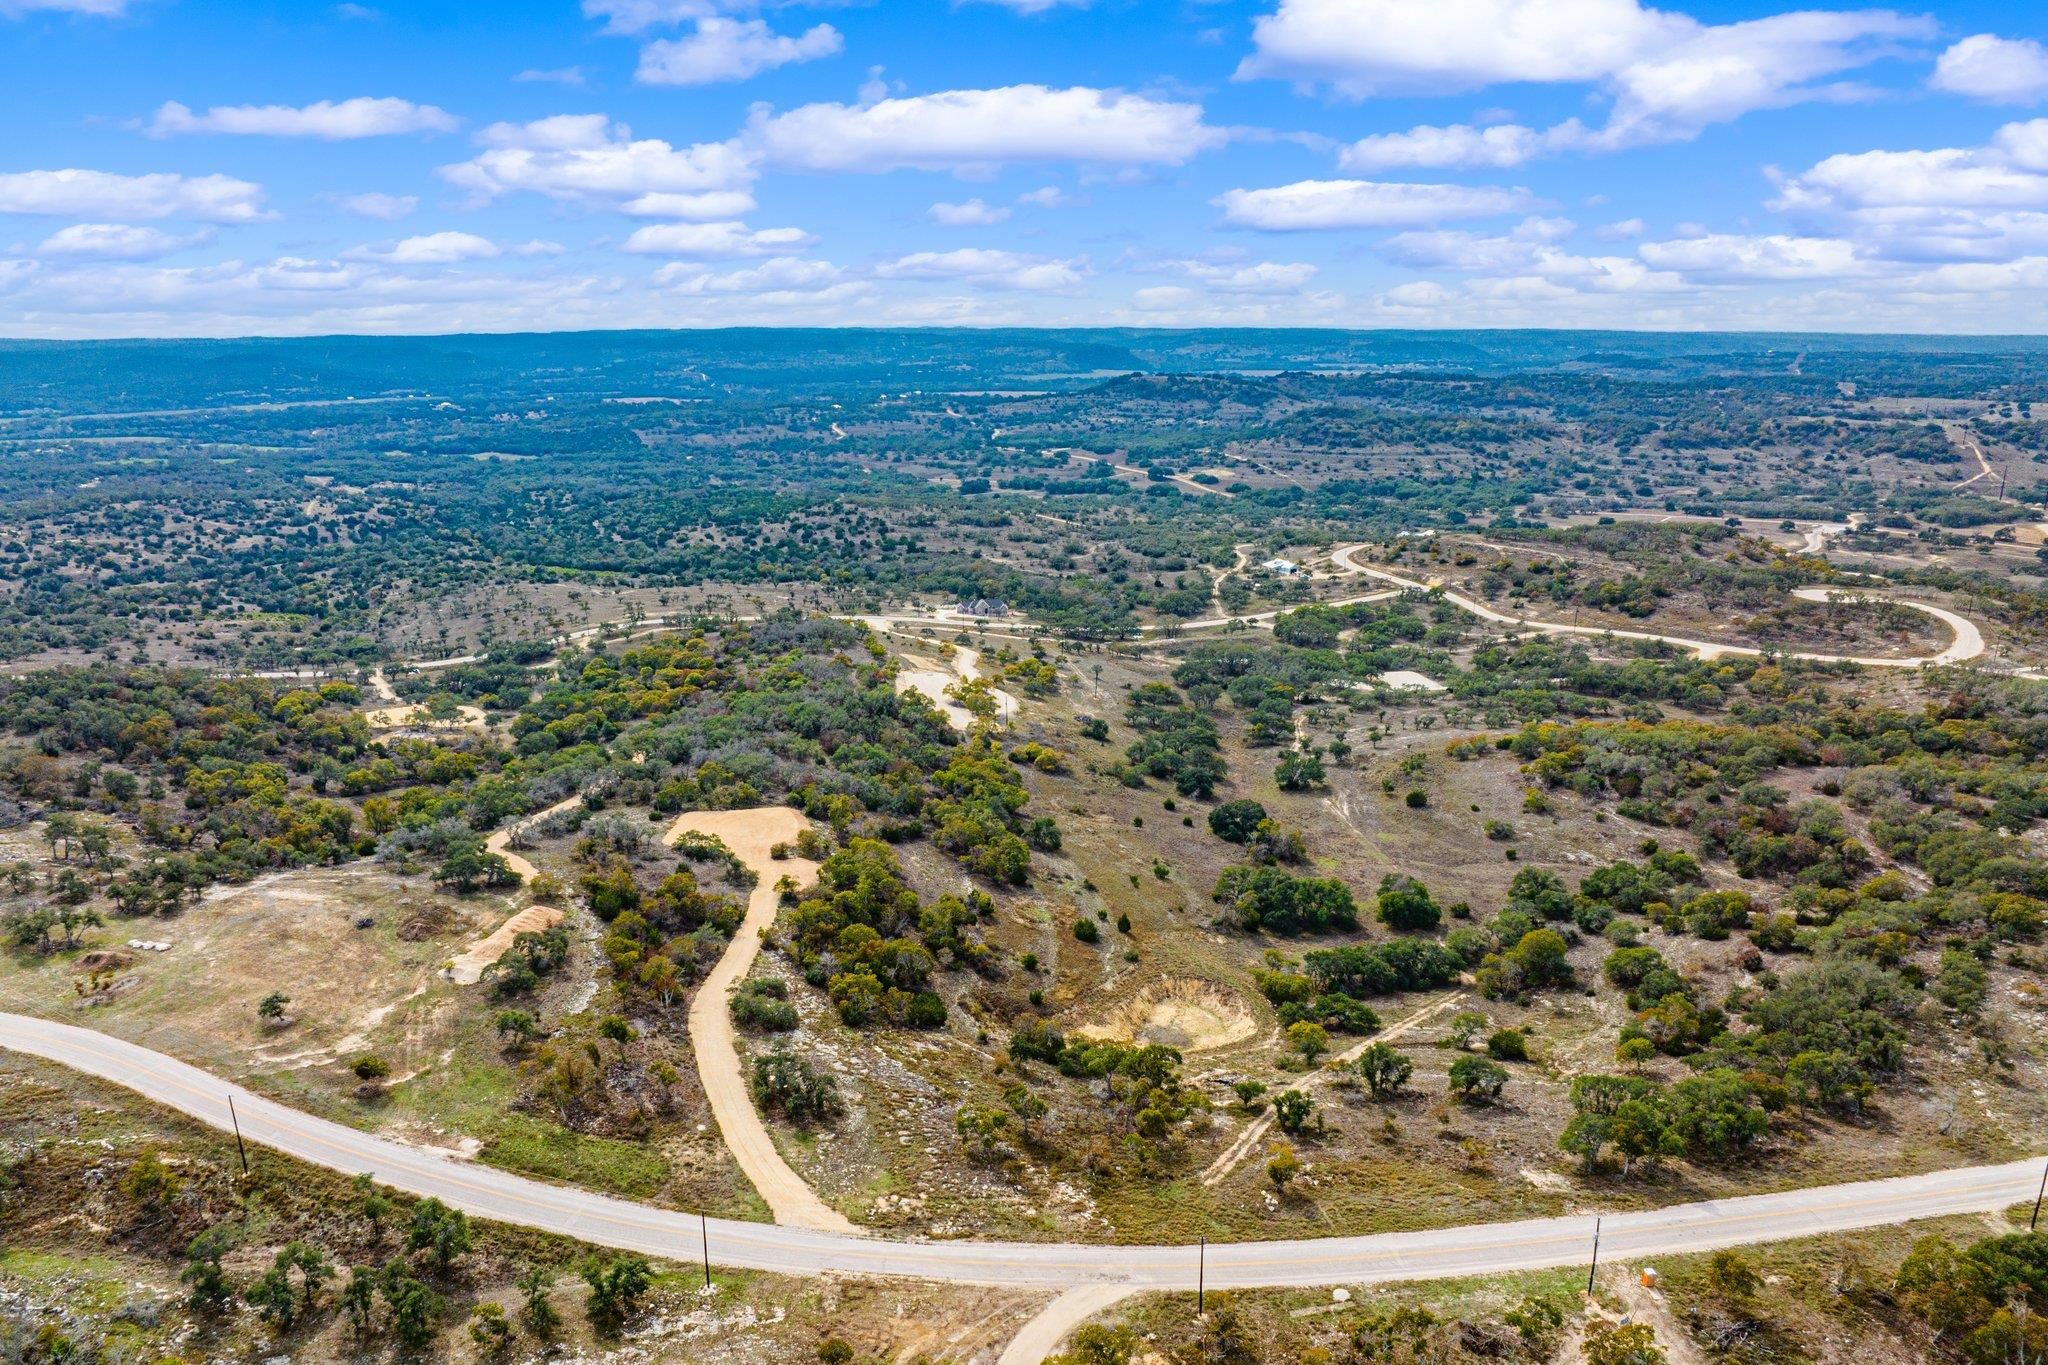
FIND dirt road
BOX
[661,807,857,1235]
[1326,544,1986,669]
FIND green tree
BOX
[406,1197,472,1273]
[382,1263,442,1350]
[181,1226,235,1310]
[470,1302,515,1359]
[1449,1055,1509,1103]
[1355,1042,1414,1098]
[1208,799,1269,844]
[582,1254,653,1333]
[1273,1088,1315,1134]
[518,1265,561,1339]
[1266,1142,1300,1193]
[1374,874,1441,932]
[1287,1020,1330,1065]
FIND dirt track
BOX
[662,806,857,1235]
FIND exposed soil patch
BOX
[1076,977,1257,1053]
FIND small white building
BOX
[1260,558,1301,577]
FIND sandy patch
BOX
[444,905,565,986]
[365,702,488,731]
[1076,978,1257,1053]
[892,647,1019,733]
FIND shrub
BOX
[1487,1028,1529,1062]
[1449,1055,1509,1102]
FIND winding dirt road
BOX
[1326,544,1985,669]
[660,806,855,1235]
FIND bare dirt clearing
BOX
[1076,977,1258,1053]
[445,904,564,986]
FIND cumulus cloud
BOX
[442,115,755,204]
[337,192,419,220]
[637,17,841,85]
[1245,0,1931,165]
[1931,35,2048,105]
[1341,122,1565,172]
[1772,120,2048,212]
[747,85,1224,172]
[1636,231,1870,279]
[621,189,759,218]
[654,257,868,307]
[930,198,1011,226]
[620,220,816,256]
[1171,259,1319,293]
[875,247,1085,290]
[1018,185,1074,208]
[1215,178,1532,230]
[1765,120,2048,264]
[0,169,269,222]
[37,223,208,261]
[346,231,530,264]
[148,97,458,139]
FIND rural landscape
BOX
[3,328,2048,1363]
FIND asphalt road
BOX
[6,1012,2041,1293]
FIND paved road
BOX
[4,1013,2040,1293]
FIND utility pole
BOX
[701,1212,713,1290]
[227,1095,249,1177]
[1586,1217,1602,1296]
[2032,1160,2047,1232]
[1197,1235,1206,1316]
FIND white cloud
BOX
[963,0,1090,11]
[351,232,506,264]
[622,189,759,218]
[443,116,755,203]
[747,85,1224,172]
[1243,0,1931,163]
[1215,178,1532,230]
[1595,217,1646,239]
[1773,121,2048,214]
[1171,259,1319,293]
[637,17,842,85]
[1637,231,1869,279]
[0,169,269,222]
[337,192,419,220]
[1,0,128,15]
[36,223,208,261]
[1342,122,1563,172]
[1133,285,1194,311]
[517,67,588,86]
[875,247,1085,290]
[930,198,1011,226]
[1931,35,2048,105]
[148,97,459,140]
[582,0,718,35]
[620,220,815,257]
[1018,185,1073,207]
[655,255,857,296]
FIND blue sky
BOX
[4,0,2048,336]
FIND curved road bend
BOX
[3,1013,2041,1293]
[1326,544,1985,670]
